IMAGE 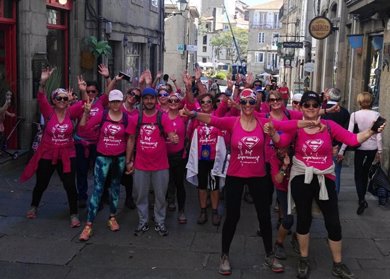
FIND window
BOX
[202,57,207,63]
[253,11,267,26]
[273,12,279,28]
[150,0,158,12]
[255,52,264,63]
[202,46,207,52]
[223,24,229,31]
[272,32,279,46]
[266,53,278,69]
[124,43,141,86]
[203,35,207,45]
[258,32,265,43]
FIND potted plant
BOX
[81,36,112,70]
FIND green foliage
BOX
[86,36,112,58]
[210,27,248,63]
[215,72,227,80]
[45,68,62,99]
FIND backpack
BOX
[265,109,291,120]
[136,110,165,139]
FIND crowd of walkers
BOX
[20,66,386,279]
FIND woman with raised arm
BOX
[21,67,80,228]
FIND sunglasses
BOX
[200,99,212,105]
[239,99,256,105]
[268,97,282,103]
[86,90,97,94]
[292,101,300,105]
[128,92,140,99]
[168,98,180,104]
[55,96,69,102]
[158,92,169,97]
[302,102,320,109]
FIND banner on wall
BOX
[348,34,364,49]
[371,36,384,51]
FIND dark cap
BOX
[142,87,157,97]
[300,91,321,105]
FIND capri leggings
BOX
[291,174,341,241]
[276,189,294,230]
[197,160,219,191]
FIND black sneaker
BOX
[332,262,355,278]
[356,200,368,215]
[264,253,284,273]
[155,223,168,236]
[297,257,310,279]
[134,223,149,236]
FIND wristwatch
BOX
[280,168,287,176]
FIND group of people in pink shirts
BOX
[22,66,386,279]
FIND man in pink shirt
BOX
[125,87,178,237]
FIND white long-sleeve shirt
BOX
[339,109,382,153]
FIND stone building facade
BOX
[1,0,164,151]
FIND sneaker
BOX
[178,211,187,224]
[274,242,287,260]
[26,207,37,219]
[218,254,232,275]
[134,223,149,236]
[78,199,87,209]
[79,224,92,241]
[332,262,355,278]
[70,214,81,228]
[212,210,221,226]
[107,216,120,231]
[291,232,300,254]
[155,223,168,236]
[197,209,208,225]
[356,200,368,215]
[297,257,310,279]
[168,202,176,212]
[264,254,284,273]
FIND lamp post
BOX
[176,0,188,12]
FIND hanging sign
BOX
[309,16,332,40]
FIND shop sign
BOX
[309,16,332,40]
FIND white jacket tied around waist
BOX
[287,156,335,214]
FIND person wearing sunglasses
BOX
[291,93,302,111]
[21,67,80,228]
[182,89,320,276]
[269,91,386,279]
[156,87,170,113]
[186,93,224,227]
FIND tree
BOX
[210,27,248,64]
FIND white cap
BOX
[292,93,303,102]
[109,89,124,101]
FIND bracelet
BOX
[191,111,198,119]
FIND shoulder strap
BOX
[135,110,143,139]
[122,111,128,128]
[284,109,291,120]
[156,110,165,136]
[265,112,270,118]
[99,109,109,127]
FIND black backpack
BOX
[100,109,129,128]
[135,110,165,139]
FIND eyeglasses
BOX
[168,99,180,104]
[268,97,282,103]
[128,92,140,100]
[216,99,222,103]
[239,99,256,105]
[158,92,169,97]
[86,90,97,94]
[292,101,300,105]
[200,99,212,105]
[55,96,69,102]
[302,102,320,109]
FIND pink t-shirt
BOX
[81,110,130,156]
[166,114,187,155]
[269,153,289,192]
[290,120,359,180]
[209,116,298,178]
[126,111,174,171]
[71,95,107,142]
[278,87,289,100]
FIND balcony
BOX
[344,0,390,19]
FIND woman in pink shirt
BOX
[78,87,130,241]
[269,91,385,279]
[182,89,319,276]
[22,68,80,228]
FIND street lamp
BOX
[176,0,188,13]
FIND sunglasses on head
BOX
[158,92,169,97]
[239,99,256,105]
[200,99,212,104]
[128,91,140,99]
[268,97,282,103]
[302,102,319,109]
[55,96,69,102]
[292,101,300,105]
[86,90,97,94]
[168,98,180,104]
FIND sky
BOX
[243,0,272,7]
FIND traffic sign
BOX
[283,42,303,48]
[186,45,197,52]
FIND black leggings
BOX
[168,152,186,211]
[222,175,273,256]
[291,175,341,241]
[354,149,377,202]
[31,158,78,215]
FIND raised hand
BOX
[77,75,87,92]
[194,67,202,80]
[83,95,92,114]
[67,88,74,102]
[183,71,192,88]
[156,70,163,79]
[144,70,152,85]
[40,67,55,83]
[246,72,254,86]
[98,64,110,78]
[170,74,176,82]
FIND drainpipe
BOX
[348,18,356,112]
[97,0,103,84]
